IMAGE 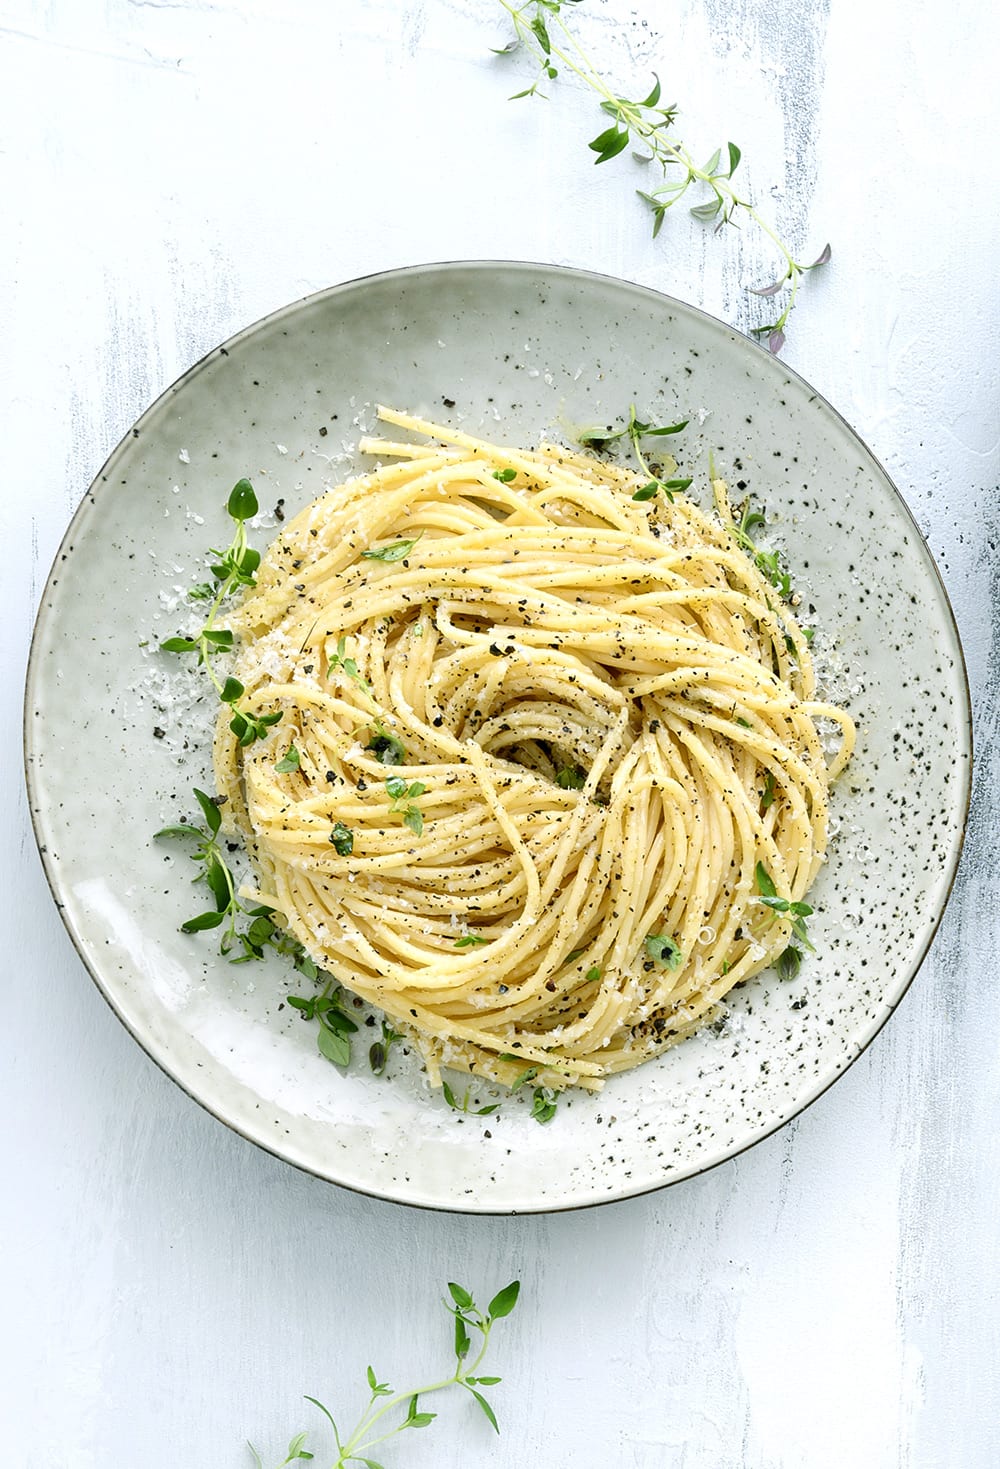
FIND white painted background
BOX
[3,0,998,1464]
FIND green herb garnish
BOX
[530,1087,558,1124]
[632,477,693,502]
[275,744,301,773]
[248,1280,520,1468]
[496,1058,561,1120]
[730,499,793,600]
[579,405,686,451]
[326,635,372,696]
[386,776,426,835]
[555,765,586,790]
[755,862,815,951]
[156,788,314,975]
[329,822,354,856]
[159,480,280,748]
[368,1019,403,1076]
[367,728,407,766]
[289,984,359,1067]
[454,934,489,948]
[644,932,684,969]
[577,405,690,501]
[492,467,517,482]
[325,637,409,769]
[494,1,830,350]
[760,770,776,811]
[442,1080,500,1116]
[361,532,424,563]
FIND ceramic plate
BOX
[24,263,971,1212]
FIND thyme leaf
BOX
[361,532,424,563]
[530,1087,558,1123]
[275,745,301,773]
[645,932,684,969]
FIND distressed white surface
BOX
[2,0,998,1465]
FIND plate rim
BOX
[22,258,974,1213]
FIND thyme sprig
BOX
[386,777,426,835]
[249,1281,521,1469]
[730,498,793,600]
[361,532,424,563]
[578,405,691,501]
[369,1019,403,1076]
[288,982,359,1068]
[155,788,317,972]
[530,1087,559,1123]
[326,635,376,702]
[160,481,282,748]
[645,932,684,969]
[442,1080,500,1116]
[367,729,407,766]
[291,990,407,1076]
[496,1055,563,1123]
[275,745,301,774]
[325,635,408,766]
[755,862,815,952]
[495,0,830,349]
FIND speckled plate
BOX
[24,263,971,1213]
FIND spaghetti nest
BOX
[214,407,854,1093]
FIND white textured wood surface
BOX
[3,1,998,1464]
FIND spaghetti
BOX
[214,407,854,1092]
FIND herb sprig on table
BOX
[494,0,830,350]
[248,1280,521,1469]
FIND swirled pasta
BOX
[214,407,854,1093]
